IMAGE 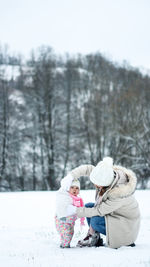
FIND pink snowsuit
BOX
[55,194,85,248]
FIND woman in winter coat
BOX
[68,157,141,249]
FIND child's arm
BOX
[60,174,74,192]
[66,204,77,216]
[56,174,75,218]
[56,190,75,219]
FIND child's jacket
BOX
[55,189,85,225]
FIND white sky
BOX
[0,0,150,69]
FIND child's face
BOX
[69,186,79,196]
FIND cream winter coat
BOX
[70,164,141,249]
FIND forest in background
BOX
[0,45,150,191]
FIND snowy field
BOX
[0,190,150,267]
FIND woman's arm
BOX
[76,197,125,218]
[70,164,95,179]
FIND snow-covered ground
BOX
[0,190,150,267]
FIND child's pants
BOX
[55,215,77,247]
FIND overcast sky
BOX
[0,0,150,69]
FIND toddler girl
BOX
[55,175,85,248]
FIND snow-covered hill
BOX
[0,190,150,267]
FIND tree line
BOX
[0,46,150,191]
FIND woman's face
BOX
[94,185,103,190]
[69,186,79,196]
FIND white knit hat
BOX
[71,178,80,189]
[90,157,114,186]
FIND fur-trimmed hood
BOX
[107,165,137,199]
